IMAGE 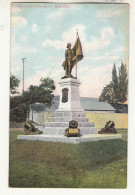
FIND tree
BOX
[22,77,55,121]
[10,95,28,122]
[99,83,115,103]
[118,62,128,103]
[99,61,128,104]
[10,77,55,122]
[10,74,20,94]
[22,77,55,106]
[111,63,119,103]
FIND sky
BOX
[10,2,129,98]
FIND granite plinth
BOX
[43,110,96,135]
[45,122,94,127]
[17,134,122,144]
[54,111,86,117]
[39,127,97,134]
[58,78,84,111]
[52,117,89,122]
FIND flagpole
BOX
[76,29,78,78]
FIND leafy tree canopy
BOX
[10,77,56,122]
[22,77,55,107]
[118,63,128,103]
[10,74,20,94]
[99,62,128,104]
[99,83,114,104]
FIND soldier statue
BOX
[62,43,74,78]
[62,35,83,79]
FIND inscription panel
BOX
[62,88,69,103]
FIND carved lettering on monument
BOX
[62,88,69,103]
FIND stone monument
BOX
[44,77,97,136]
[44,34,97,136]
[18,33,121,143]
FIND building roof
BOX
[81,98,115,111]
[31,96,115,112]
[31,103,46,112]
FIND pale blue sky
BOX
[11,2,129,97]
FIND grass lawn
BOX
[9,130,127,188]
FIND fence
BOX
[86,113,128,129]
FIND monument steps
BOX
[51,117,89,122]
[39,79,97,136]
[44,126,97,135]
[54,111,86,118]
[45,121,94,127]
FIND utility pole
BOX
[21,58,26,93]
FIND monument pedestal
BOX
[17,78,122,143]
[58,78,84,111]
[44,78,97,135]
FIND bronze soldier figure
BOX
[62,35,83,79]
[64,43,74,78]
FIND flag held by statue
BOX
[62,36,83,70]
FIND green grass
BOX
[79,158,127,188]
[117,129,128,141]
[9,130,127,188]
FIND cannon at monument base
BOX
[24,121,43,135]
[98,120,117,134]
[64,120,81,137]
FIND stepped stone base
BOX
[36,79,98,138]
[17,134,122,144]
[54,111,86,117]
[52,117,89,122]
[42,110,97,135]
[36,126,97,135]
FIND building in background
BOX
[29,96,116,125]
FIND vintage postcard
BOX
[8,1,129,190]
